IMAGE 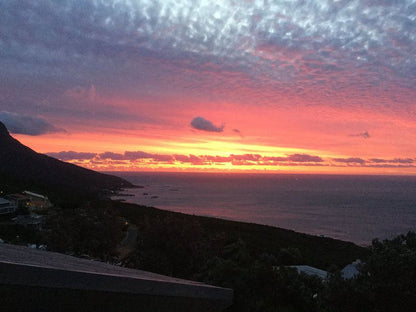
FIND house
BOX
[0,197,17,215]
[22,191,52,212]
[289,265,329,280]
[341,259,361,279]
[274,260,362,282]
[5,194,30,214]
[273,265,329,280]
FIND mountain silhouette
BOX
[0,121,132,202]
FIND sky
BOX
[1,0,415,174]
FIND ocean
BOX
[110,172,416,246]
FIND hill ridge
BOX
[0,121,132,202]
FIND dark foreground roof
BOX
[0,243,232,311]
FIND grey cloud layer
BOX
[5,0,411,69]
[1,0,415,135]
[47,151,96,161]
[1,1,415,91]
[0,111,65,135]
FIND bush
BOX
[319,232,416,312]
[44,204,124,261]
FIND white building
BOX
[341,259,361,279]
[289,265,329,280]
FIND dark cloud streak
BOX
[349,131,370,139]
[190,117,224,133]
[0,111,65,136]
[47,151,95,161]
[332,157,366,165]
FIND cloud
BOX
[99,151,174,162]
[263,154,323,163]
[151,154,175,162]
[232,128,244,138]
[231,154,262,161]
[370,158,414,164]
[365,164,415,168]
[388,158,414,164]
[48,150,175,163]
[0,111,66,136]
[349,131,370,139]
[44,148,416,170]
[64,85,97,102]
[124,151,174,162]
[1,0,415,144]
[190,117,224,133]
[124,151,155,160]
[99,152,125,160]
[174,154,206,165]
[46,151,96,161]
[0,0,415,114]
[205,155,232,163]
[332,157,366,165]
[287,154,323,162]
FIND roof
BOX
[0,243,233,303]
[23,191,48,200]
[0,197,11,205]
[341,259,361,279]
[6,193,30,200]
[289,265,328,279]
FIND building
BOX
[289,265,329,280]
[22,191,52,212]
[0,197,17,215]
[4,193,30,213]
[341,259,362,279]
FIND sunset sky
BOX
[1,0,415,174]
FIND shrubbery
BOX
[17,199,415,312]
[44,203,124,261]
[121,207,416,312]
[319,232,416,312]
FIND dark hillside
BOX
[112,201,368,271]
[0,121,132,203]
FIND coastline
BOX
[108,172,416,246]
[108,199,369,270]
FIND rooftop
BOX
[290,265,329,280]
[0,243,232,311]
[0,197,10,205]
[23,190,48,200]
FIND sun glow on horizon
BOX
[12,131,416,176]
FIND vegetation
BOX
[113,201,367,269]
[110,201,415,312]
[108,200,368,312]
[44,203,125,261]
[319,232,416,312]
[1,196,414,311]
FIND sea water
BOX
[110,172,416,245]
